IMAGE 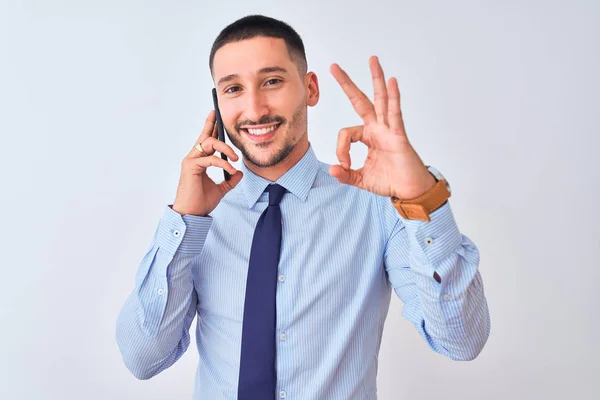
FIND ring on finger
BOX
[195,141,209,156]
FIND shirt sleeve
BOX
[115,205,213,379]
[381,199,491,361]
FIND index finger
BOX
[330,63,376,124]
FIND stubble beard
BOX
[227,101,307,169]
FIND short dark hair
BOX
[209,15,307,76]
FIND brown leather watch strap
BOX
[390,179,451,222]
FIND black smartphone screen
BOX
[212,88,231,181]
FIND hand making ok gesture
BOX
[329,56,437,200]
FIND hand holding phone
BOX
[171,102,243,216]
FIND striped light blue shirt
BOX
[116,142,490,399]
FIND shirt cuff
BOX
[400,201,462,268]
[154,205,213,254]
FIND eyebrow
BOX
[217,66,289,87]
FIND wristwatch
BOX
[390,165,451,222]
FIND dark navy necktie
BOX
[238,184,287,400]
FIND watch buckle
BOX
[391,198,431,222]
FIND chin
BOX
[243,139,297,169]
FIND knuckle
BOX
[202,139,216,152]
[192,157,206,167]
[213,140,225,151]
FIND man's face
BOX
[212,36,312,168]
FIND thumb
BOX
[329,164,361,187]
[219,170,244,194]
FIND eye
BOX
[224,85,241,94]
[265,78,282,86]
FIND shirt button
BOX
[279,333,287,341]
[424,237,434,246]
[278,274,286,282]
[279,391,287,398]
[157,288,164,296]
[443,293,452,301]
[173,230,181,238]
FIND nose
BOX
[244,89,269,123]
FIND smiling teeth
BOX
[247,125,278,135]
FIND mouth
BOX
[241,123,282,143]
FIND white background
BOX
[1,0,598,399]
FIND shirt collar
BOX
[240,142,320,209]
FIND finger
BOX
[189,154,238,176]
[336,125,363,170]
[193,137,239,162]
[218,169,244,194]
[330,63,376,124]
[386,77,406,135]
[369,56,388,124]
[328,164,363,187]
[187,110,217,158]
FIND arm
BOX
[383,200,490,361]
[115,205,213,379]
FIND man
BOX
[116,14,490,400]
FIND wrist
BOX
[391,173,437,201]
[391,179,451,222]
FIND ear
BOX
[304,72,320,107]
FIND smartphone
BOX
[212,88,231,181]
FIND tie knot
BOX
[266,184,286,206]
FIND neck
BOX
[242,134,309,182]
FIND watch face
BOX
[427,166,451,194]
